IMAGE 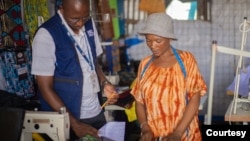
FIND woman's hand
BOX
[140,124,154,141]
[161,132,182,141]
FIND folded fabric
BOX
[125,101,137,122]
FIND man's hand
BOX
[71,120,100,139]
[103,83,119,105]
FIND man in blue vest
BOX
[31,0,119,140]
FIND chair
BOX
[0,107,25,141]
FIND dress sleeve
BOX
[130,57,150,104]
[184,53,207,98]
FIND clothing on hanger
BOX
[227,65,250,97]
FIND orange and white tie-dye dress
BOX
[131,51,207,141]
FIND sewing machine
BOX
[21,107,70,141]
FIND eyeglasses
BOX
[68,15,91,24]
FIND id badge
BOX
[90,71,100,93]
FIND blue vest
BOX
[38,14,101,118]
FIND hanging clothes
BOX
[0,0,27,48]
[109,0,120,40]
[117,0,125,36]
[23,0,50,43]
[97,0,114,40]
[0,48,35,98]
[227,65,250,97]
[55,0,62,11]
[105,42,121,74]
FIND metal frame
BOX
[205,17,250,125]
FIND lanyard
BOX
[140,46,186,78]
[61,22,94,70]
[172,47,186,77]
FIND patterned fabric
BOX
[23,0,50,43]
[56,0,62,10]
[0,0,26,48]
[131,51,207,140]
[0,48,35,98]
[105,43,121,74]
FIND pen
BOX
[100,92,116,109]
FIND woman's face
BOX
[60,0,90,33]
[145,34,171,57]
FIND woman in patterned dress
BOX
[131,13,207,141]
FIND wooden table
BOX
[224,100,250,124]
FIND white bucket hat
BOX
[138,12,177,40]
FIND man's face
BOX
[61,1,90,33]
